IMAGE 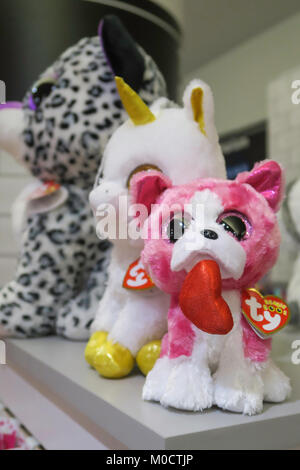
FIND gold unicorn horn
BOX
[191,87,206,136]
[115,76,156,126]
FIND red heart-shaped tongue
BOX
[179,259,233,335]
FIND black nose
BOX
[201,229,218,240]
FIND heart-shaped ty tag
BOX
[179,259,233,335]
[123,258,155,290]
[242,288,290,339]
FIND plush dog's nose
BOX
[201,229,218,240]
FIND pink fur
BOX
[160,332,169,357]
[130,170,172,225]
[130,160,284,367]
[160,295,196,359]
[131,170,172,208]
[241,315,272,362]
[140,177,281,291]
[236,160,284,212]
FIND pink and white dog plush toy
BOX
[130,161,291,415]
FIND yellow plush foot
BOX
[136,340,161,376]
[94,340,135,378]
[85,331,108,367]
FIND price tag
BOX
[123,258,155,290]
[242,288,290,339]
[27,181,61,200]
[26,180,68,215]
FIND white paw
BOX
[262,360,291,403]
[160,357,213,411]
[143,356,173,403]
[91,315,112,334]
[214,371,264,415]
[214,385,263,415]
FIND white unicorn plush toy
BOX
[85,77,226,378]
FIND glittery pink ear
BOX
[236,160,284,212]
[130,170,172,215]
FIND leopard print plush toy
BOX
[0,15,166,339]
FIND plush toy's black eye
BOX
[167,214,190,243]
[29,78,57,110]
[218,214,247,241]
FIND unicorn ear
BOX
[130,170,172,216]
[183,79,216,141]
[236,160,284,212]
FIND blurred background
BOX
[1,0,300,288]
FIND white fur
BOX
[183,79,218,145]
[143,338,214,411]
[143,291,290,415]
[143,292,235,412]
[213,291,265,415]
[90,80,227,356]
[143,290,258,413]
[108,289,169,354]
[262,359,291,403]
[91,242,169,355]
[171,190,246,280]
[97,106,225,194]
[142,186,290,414]
[143,356,174,403]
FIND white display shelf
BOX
[1,331,300,450]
